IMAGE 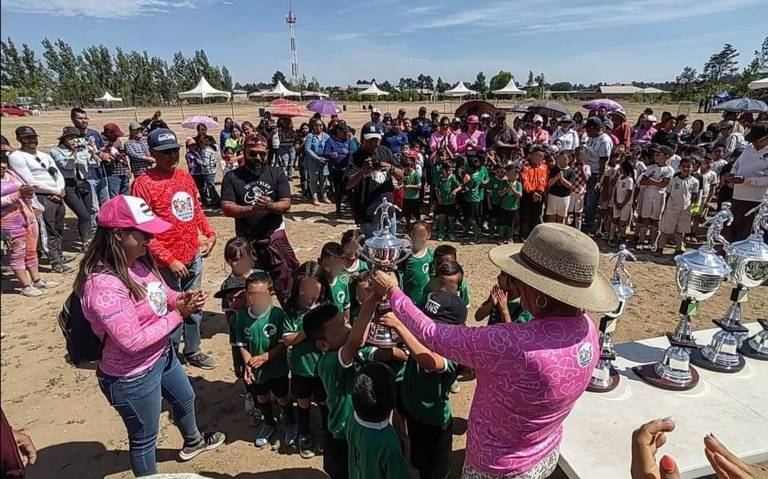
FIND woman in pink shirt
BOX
[525,115,551,146]
[371,223,618,479]
[457,115,487,154]
[75,195,225,477]
[430,116,458,154]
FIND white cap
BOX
[533,114,544,123]
[645,114,657,122]
[372,107,382,115]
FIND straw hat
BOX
[489,223,618,312]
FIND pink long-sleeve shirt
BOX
[456,129,487,154]
[389,289,599,476]
[81,261,182,377]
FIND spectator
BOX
[684,119,706,145]
[276,118,296,180]
[197,135,219,208]
[194,123,217,151]
[101,123,130,197]
[456,115,486,154]
[8,126,71,273]
[71,107,109,206]
[583,117,613,232]
[323,122,353,216]
[429,116,458,155]
[124,122,155,178]
[220,117,236,148]
[550,115,580,151]
[519,147,549,238]
[131,128,218,369]
[717,120,747,158]
[382,118,408,155]
[632,115,657,145]
[485,111,517,162]
[525,114,550,145]
[224,127,244,158]
[1,407,37,478]
[1,134,14,154]
[724,122,768,242]
[610,110,633,149]
[304,121,331,206]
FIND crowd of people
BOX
[1,102,766,479]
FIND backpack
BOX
[57,292,103,365]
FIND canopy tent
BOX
[94,91,123,103]
[301,90,329,98]
[178,77,231,100]
[358,82,389,97]
[749,77,768,90]
[492,78,525,96]
[249,80,302,98]
[443,81,477,98]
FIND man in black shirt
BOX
[346,122,404,237]
[220,135,298,304]
[485,111,518,162]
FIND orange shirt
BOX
[521,163,549,193]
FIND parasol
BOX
[711,98,767,113]
[527,100,569,118]
[181,115,218,130]
[266,98,312,118]
[455,100,497,118]
[307,99,340,116]
[582,99,623,112]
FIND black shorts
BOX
[250,376,290,398]
[498,208,519,225]
[407,415,453,476]
[292,375,327,402]
[323,430,349,479]
[462,201,482,222]
[490,204,502,220]
[231,346,245,379]
[402,198,421,219]
[435,203,457,217]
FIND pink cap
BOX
[467,115,479,124]
[97,195,171,234]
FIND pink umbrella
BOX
[582,99,623,112]
[181,115,218,129]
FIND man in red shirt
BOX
[132,128,217,369]
[610,110,633,150]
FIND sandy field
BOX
[1,102,766,479]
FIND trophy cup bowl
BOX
[741,318,768,360]
[674,248,731,303]
[725,234,768,290]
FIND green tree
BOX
[673,66,699,100]
[525,70,534,88]
[220,66,233,91]
[436,77,448,93]
[701,43,740,90]
[549,82,573,91]
[1,39,25,89]
[534,73,546,96]
[489,70,512,91]
[42,38,85,105]
[472,71,488,95]
[272,70,287,85]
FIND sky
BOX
[1,0,766,88]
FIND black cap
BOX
[214,275,247,299]
[418,106,427,113]
[585,117,603,128]
[147,128,181,151]
[361,122,384,140]
[58,126,82,141]
[383,112,392,119]
[398,108,407,114]
[745,121,768,143]
[430,109,440,116]
[15,126,37,138]
[495,110,507,119]
[420,291,467,325]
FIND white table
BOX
[558,322,767,479]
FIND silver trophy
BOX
[588,245,636,393]
[634,213,731,390]
[359,198,412,347]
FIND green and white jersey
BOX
[245,307,289,384]
[283,307,320,377]
[346,412,410,479]
[330,276,351,312]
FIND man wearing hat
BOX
[365,107,385,139]
[583,116,613,232]
[124,122,154,178]
[7,126,70,273]
[485,111,518,162]
[132,128,218,369]
[221,135,298,305]
[724,121,768,242]
[456,115,486,154]
[397,108,407,122]
[100,123,130,197]
[479,112,492,132]
[550,115,579,151]
[609,110,632,149]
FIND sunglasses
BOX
[34,156,58,179]
[246,150,267,158]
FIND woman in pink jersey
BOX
[75,195,225,477]
[371,223,618,479]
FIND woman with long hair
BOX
[75,195,225,477]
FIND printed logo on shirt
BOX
[421,263,430,275]
[243,180,274,205]
[171,191,194,222]
[146,281,168,316]
[424,294,441,315]
[577,342,594,368]
[263,323,277,338]
[336,290,346,306]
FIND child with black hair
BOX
[475,271,532,326]
[429,146,453,205]
[434,161,461,241]
[421,245,471,307]
[498,165,523,243]
[401,157,422,231]
[487,163,508,239]
[637,145,675,249]
[303,298,378,479]
[221,146,238,175]
[282,261,332,458]
[340,229,370,284]
[320,242,351,324]
[594,152,619,237]
[235,272,296,449]
[399,222,434,302]
[656,157,700,256]
[346,362,410,479]
[609,159,635,245]
[461,155,485,243]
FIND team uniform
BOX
[487,298,533,326]
[435,174,460,216]
[283,308,325,402]
[241,307,290,398]
[487,175,507,222]
[399,248,435,302]
[329,276,351,317]
[639,164,674,220]
[345,413,411,479]
[660,175,700,235]
[613,175,635,223]
[498,180,522,240]
[402,170,422,225]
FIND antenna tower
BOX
[286,3,302,85]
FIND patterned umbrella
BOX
[711,98,768,113]
[181,115,218,130]
[266,98,312,117]
[307,99,340,116]
[582,99,623,112]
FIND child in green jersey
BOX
[340,229,370,284]
[400,157,422,231]
[422,244,471,308]
[461,156,485,243]
[487,162,508,240]
[236,272,296,449]
[346,362,410,479]
[498,166,523,243]
[398,222,434,302]
[435,161,461,241]
[283,261,332,459]
[320,242,351,324]
[474,271,533,326]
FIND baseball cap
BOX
[147,128,181,151]
[383,112,393,119]
[745,121,768,142]
[718,120,735,130]
[362,122,384,140]
[244,135,268,151]
[129,121,144,132]
[14,126,37,138]
[430,109,440,116]
[103,123,125,137]
[656,145,675,157]
[644,114,658,123]
[371,107,382,115]
[585,117,603,128]
[480,112,491,119]
[418,106,427,113]
[214,275,247,299]
[58,127,81,141]
[533,114,544,123]
[467,115,480,124]
[495,110,507,119]
[420,291,467,325]
[558,115,573,123]
[97,195,171,234]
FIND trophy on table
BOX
[588,245,636,393]
[634,210,732,391]
[359,198,412,347]
[692,197,768,369]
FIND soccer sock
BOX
[257,401,276,426]
[320,404,329,431]
[281,400,296,425]
[649,224,659,247]
[296,405,311,435]
[447,217,456,235]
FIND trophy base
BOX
[587,366,620,393]
[633,363,700,391]
[739,339,768,361]
[690,349,746,373]
[666,332,698,349]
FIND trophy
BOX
[588,245,636,393]
[634,211,731,390]
[692,198,768,369]
[359,198,412,347]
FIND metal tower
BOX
[286,2,302,85]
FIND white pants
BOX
[546,195,570,217]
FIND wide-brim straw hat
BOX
[489,223,618,312]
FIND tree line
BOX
[1,38,232,106]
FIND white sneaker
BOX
[21,286,43,297]
[33,279,60,289]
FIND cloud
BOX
[1,0,204,18]
[328,32,364,41]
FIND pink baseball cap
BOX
[97,195,171,234]
[467,115,480,124]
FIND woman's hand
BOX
[176,290,206,317]
[370,270,399,298]
[19,185,37,198]
[630,418,680,479]
[704,433,757,479]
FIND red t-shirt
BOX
[131,167,215,267]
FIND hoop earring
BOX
[535,294,548,310]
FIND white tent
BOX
[249,80,301,98]
[749,77,768,90]
[359,82,389,97]
[94,91,123,103]
[302,90,329,98]
[178,77,231,100]
[443,81,477,98]
[492,78,525,96]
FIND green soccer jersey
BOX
[478,165,490,201]
[430,162,443,186]
[489,176,508,205]
[283,308,320,377]
[399,248,434,302]
[246,307,289,384]
[317,347,371,440]
[341,259,370,284]
[403,171,422,200]
[500,180,522,211]
[488,298,533,326]
[463,170,484,203]
[401,358,458,426]
[436,174,460,205]
[330,276,351,312]
[230,307,258,347]
[346,414,411,479]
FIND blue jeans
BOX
[277,147,295,179]
[583,175,600,231]
[107,174,130,198]
[97,348,202,477]
[88,167,109,207]
[160,254,203,355]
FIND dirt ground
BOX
[1,102,766,479]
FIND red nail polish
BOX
[661,455,676,471]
